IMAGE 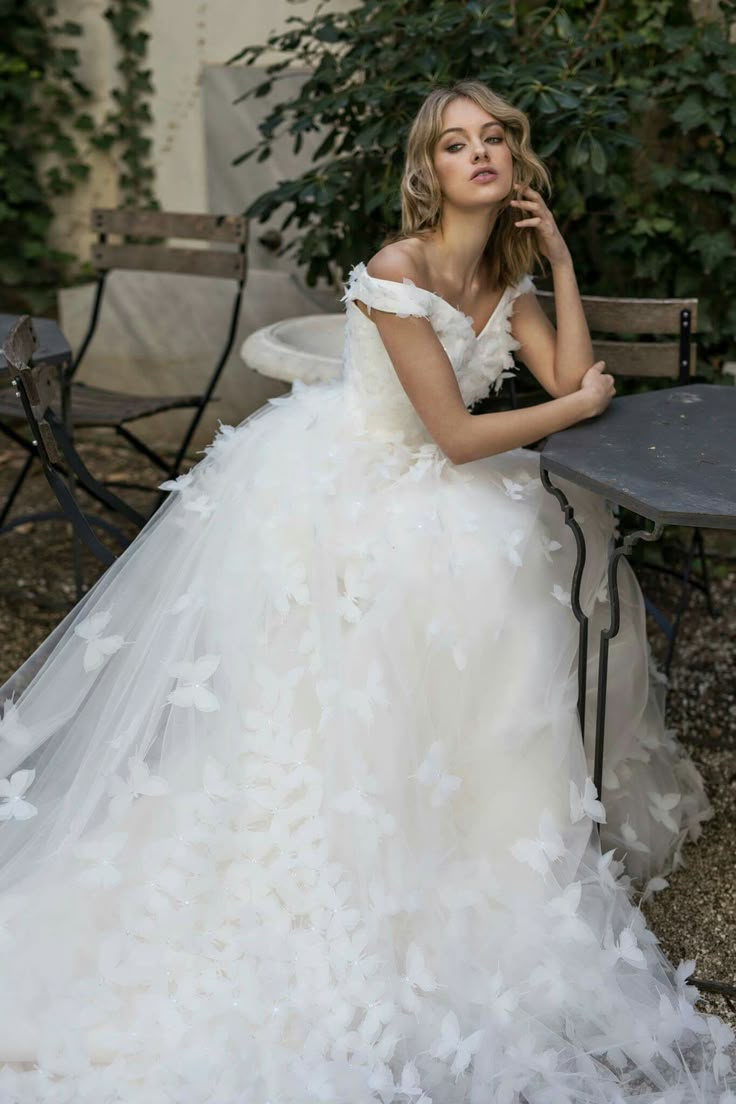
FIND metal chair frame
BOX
[3,317,141,573]
[0,209,249,528]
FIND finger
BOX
[514,217,542,226]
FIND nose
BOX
[472,142,489,161]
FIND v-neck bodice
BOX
[339,261,536,446]
[400,278,512,343]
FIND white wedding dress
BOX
[0,261,733,1104]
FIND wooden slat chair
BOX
[510,288,712,673]
[535,287,696,386]
[3,316,142,573]
[0,209,249,520]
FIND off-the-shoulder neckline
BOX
[348,260,514,342]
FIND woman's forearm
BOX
[549,253,595,396]
[449,390,591,464]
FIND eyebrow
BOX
[439,121,504,139]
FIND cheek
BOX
[434,155,462,190]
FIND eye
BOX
[446,143,464,153]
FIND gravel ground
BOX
[0,431,733,1027]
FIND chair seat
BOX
[0,382,204,428]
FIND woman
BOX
[0,79,732,1102]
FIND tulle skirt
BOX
[0,378,731,1104]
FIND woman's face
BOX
[432,97,515,212]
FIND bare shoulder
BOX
[365,239,428,286]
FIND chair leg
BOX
[169,278,246,477]
[45,414,147,527]
[69,271,108,380]
[116,425,172,473]
[0,452,36,525]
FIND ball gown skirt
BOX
[0,261,732,1103]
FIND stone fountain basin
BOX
[240,314,345,384]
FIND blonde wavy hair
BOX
[383,79,552,290]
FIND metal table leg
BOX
[541,464,736,1001]
[540,468,590,742]
[593,520,663,804]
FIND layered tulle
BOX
[0,263,731,1102]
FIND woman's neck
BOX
[422,203,501,294]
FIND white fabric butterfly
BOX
[74,831,128,889]
[551,584,572,608]
[541,534,562,561]
[544,882,594,944]
[168,588,205,616]
[317,661,388,729]
[158,471,194,493]
[183,493,215,518]
[707,1014,736,1081]
[639,875,669,905]
[429,1011,484,1077]
[107,756,169,820]
[203,756,238,802]
[74,609,125,673]
[569,777,606,824]
[270,555,309,615]
[502,478,526,501]
[502,529,526,567]
[657,992,708,1045]
[368,1059,425,1102]
[620,817,651,853]
[647,791,681,832]
[0,699,31,748]
[594,580,609,604]
[506,1031,558,1074]
[606,924,647,968]
[487,968,520,1027]
[414,742,462,808]
[674,958,697,991]
[400,942,440,1012]
[596,848,625,892]
[602,764,621,791]
[0,767,37,821]
[167,654,221,712]
[510,809,565,876]
[338,561,374,624]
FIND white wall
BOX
[54,0,355,451]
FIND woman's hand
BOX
[509,184,570,267]
[578,360,615,417]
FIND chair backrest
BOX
[534,289,698,383]
[90,209,249,281]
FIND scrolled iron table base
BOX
[541,464,736,1003]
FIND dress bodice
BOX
[340,260,536,447]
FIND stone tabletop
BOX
[540,384,736,530]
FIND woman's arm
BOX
[511,254,596,398]
[354,296,614,465]
[508,186,596,398]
